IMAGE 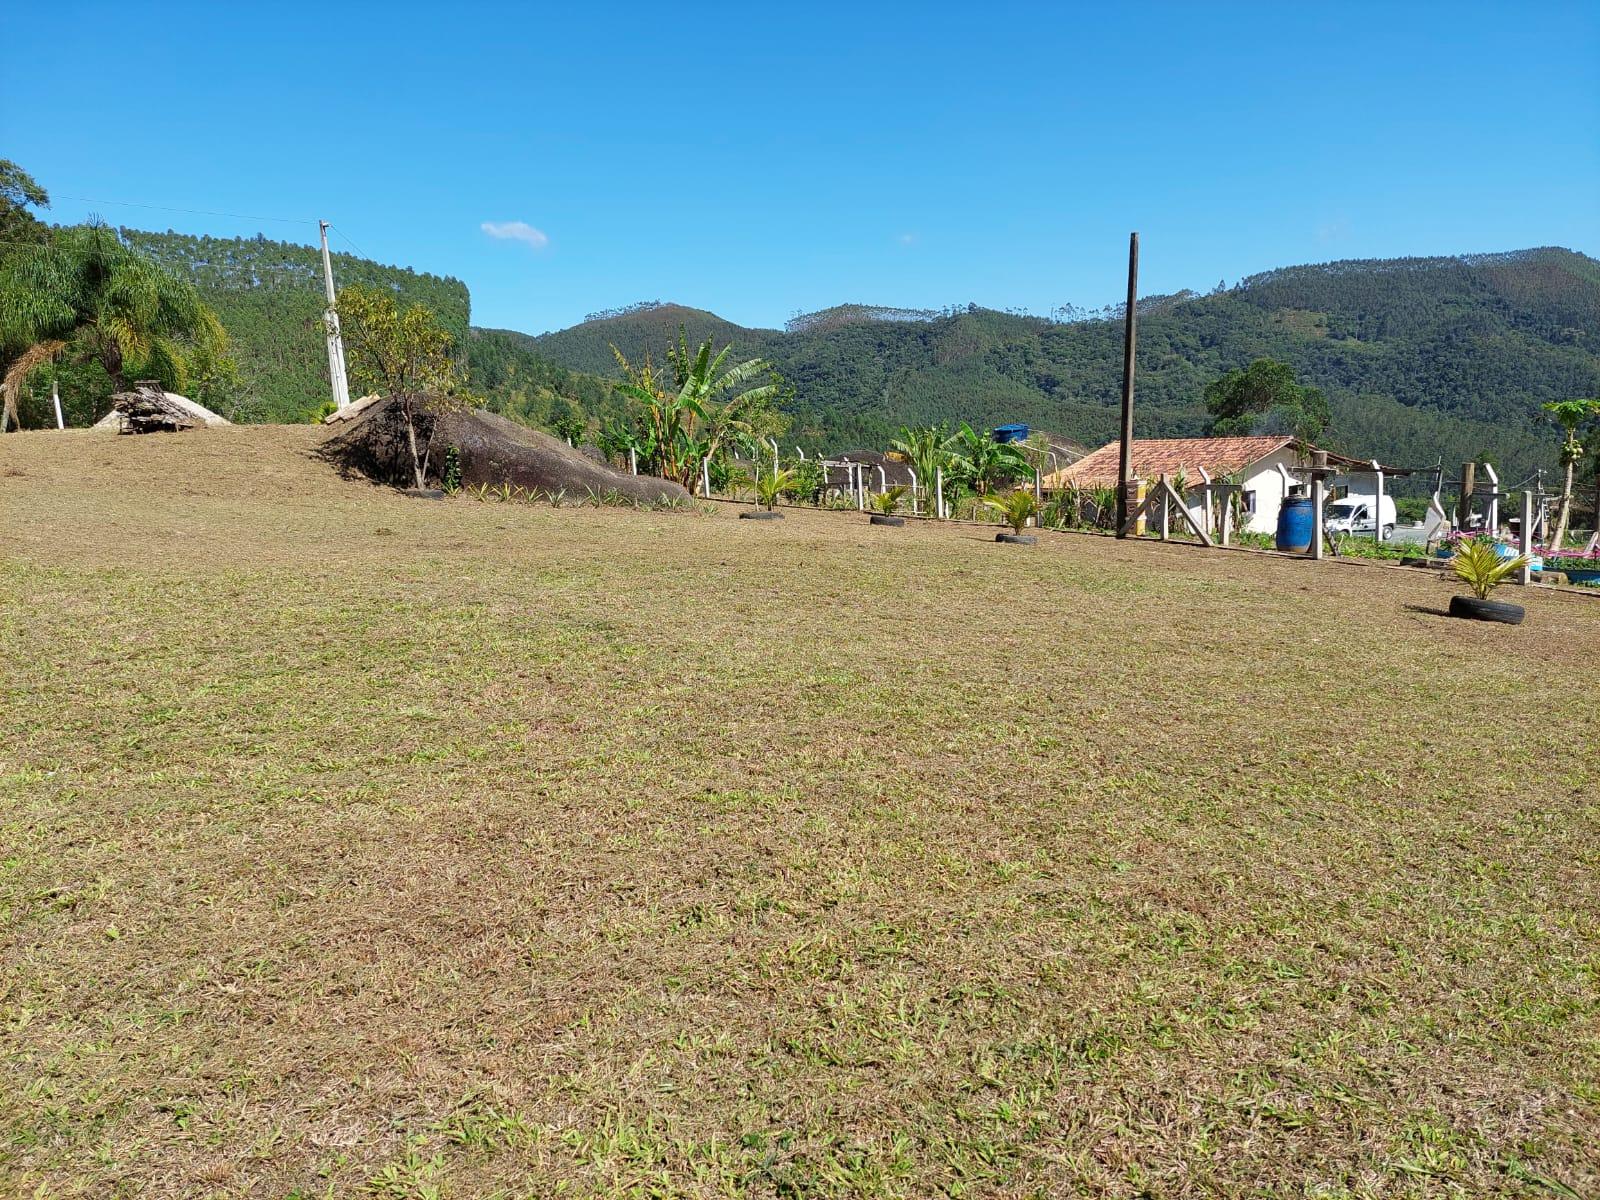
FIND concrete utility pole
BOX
[1115,232,1139,536]
[319,221,352,411]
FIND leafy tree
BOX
[548,395,586,445]
[0,160,49,245]
[1541,397,1600,547]
[946,422,1027,495]
[0,221,233,428]
[335,284,470,489]
[1204,358,1329,440]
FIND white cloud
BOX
[481,220,550,250]
[1315,216,1351,244]
[897,232,918,246]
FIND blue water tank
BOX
[992,424,1030,444]
[1276,495,1316,552]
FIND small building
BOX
[1041,436,1358,535]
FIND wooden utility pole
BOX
[1310,450,1329,561]
[1115,232,1139,537]
[1458,461,1476,530]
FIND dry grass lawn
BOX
[1,426,1597,1199]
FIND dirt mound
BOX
[321,396,690,503]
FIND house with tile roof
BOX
[1041,436,1360,535]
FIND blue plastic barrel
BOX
[1276,495,1316,552]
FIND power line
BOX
[54,194,315,226]
[329,225,371,260]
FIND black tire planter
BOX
[1448,595,1525,625]
[740,510,784,520]
[401,487,446,500]
[869,514,905,527]
[996,533,1036,545]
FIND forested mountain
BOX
[118,229,1599,485]
[118,230,617,430]
[531,248,1600,482]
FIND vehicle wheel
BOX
[1447,595,1524,625]
[1382,524,1395,540]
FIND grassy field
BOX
[2,426,1597,1199]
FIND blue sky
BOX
[5,1,1597,334]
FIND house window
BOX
[1242,490,1257,514]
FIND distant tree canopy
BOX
[0,159,50,245]
[1204,358,1330,441]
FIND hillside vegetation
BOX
[534,249,1600,478]
[117,230,623,430]
[110,230,1600,482]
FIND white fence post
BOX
[1372,459,1385,543]
[1519,490,1535,585]
[701,456,711,498]
[1311,474,1326,560]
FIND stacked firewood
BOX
[110,382,203,434]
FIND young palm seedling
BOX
[869,485,909,526]
[740,467,795,520]
[983,488,1040,544]
[1448,537,1529,624]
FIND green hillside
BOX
[118,230,620,429]
[533,249,1600,480]
[116,228,1600,484]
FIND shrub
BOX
[982,488,1039,535]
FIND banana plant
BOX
[947,423,1028,495]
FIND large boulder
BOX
[321,396,690,503]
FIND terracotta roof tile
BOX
[1042,436,1298,489]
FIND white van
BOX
[1325,493,1397,539]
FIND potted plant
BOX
[869,485,909,526]
[740,467,795,520]
[983,488,1040,545]
[1448,537,1529,624]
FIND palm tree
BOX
[890,424,951,510]
[1542,398,1600,549]
[0,221,230,428]
[946,422,1027,495]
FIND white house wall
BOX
[1169,449,1299,536]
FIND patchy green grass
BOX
[1,426,1597,1199]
